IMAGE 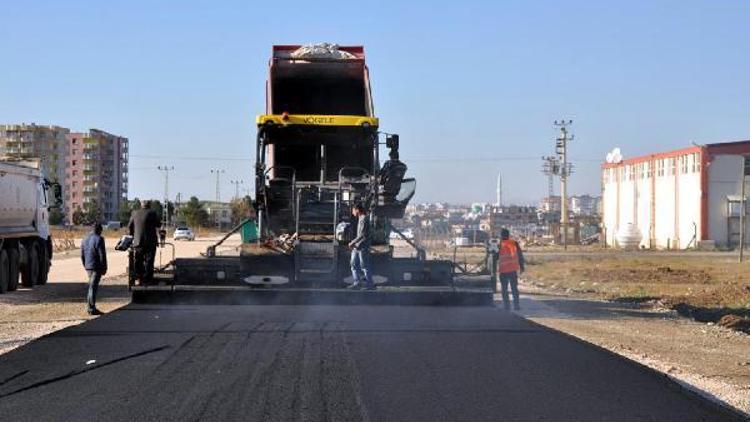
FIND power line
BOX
[131,154,602,163]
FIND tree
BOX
[150,200,175,225]
[179,196,208,228]
[49,208,65,225]
[72,207,85,226]
[119,197,141,226]
[230,195,255,226]
[81,200,102,225]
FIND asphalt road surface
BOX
[0,303,738,421]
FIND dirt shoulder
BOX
[524,253,750,333]
[0,234,241,355]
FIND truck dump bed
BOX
[268,45,374,116]
[0,160,42,238]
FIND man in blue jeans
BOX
[348,204,375,290]
[81,223,107,315]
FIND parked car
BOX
[173,226,195,241]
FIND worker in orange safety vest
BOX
[498,228,525,310]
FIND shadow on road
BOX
[510,293,677,321]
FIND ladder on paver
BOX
[294,241,338,283]
[293,187,340,283]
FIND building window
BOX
[680,155,689,174]
[693,153,701,173]
[657,160,665,177]
[667,158,675,175]
[72,160,76,166]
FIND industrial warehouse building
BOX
[602,140,750,249]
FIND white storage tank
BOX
[616,223,642,249]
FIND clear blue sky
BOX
[2,1,749,204]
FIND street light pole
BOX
[230,180,244,200]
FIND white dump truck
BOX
[0,159,62,293]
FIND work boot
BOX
[513,303,521,311]
[87,308,103,316]
[347,283,361,290]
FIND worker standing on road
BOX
[128,200,161,285]
[348,203,376,290]
[81,223,107,315]
[498,228,525,310]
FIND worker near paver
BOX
[81,223,107,315]
[348,203,376,290]
[498,228,525,310]
[128,200,161,285]
[379,150,408,202]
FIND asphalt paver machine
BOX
[130,44,492,305]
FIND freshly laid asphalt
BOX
[0,302,739,421]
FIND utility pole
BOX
[541,156,560,199]
[541,155,560,240]
[230,179,244,200]
[157,165,174,227]
[210,169,225,202]
[554,120,574,250]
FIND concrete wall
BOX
[602,167,620,245]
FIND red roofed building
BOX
[602,140,750,249]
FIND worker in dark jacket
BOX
[498,228,525,310]
[348,203,375,290]
[81,223,107,315]
[379,150,408,202]
[128,200,161,284]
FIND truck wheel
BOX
[8,247,20,291]
[37,245,50,285]
[21,242,40,288]
[0,249,9,294]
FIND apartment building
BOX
[65,129,129,221]
[0,123,69,183]
[570,195,601,216]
